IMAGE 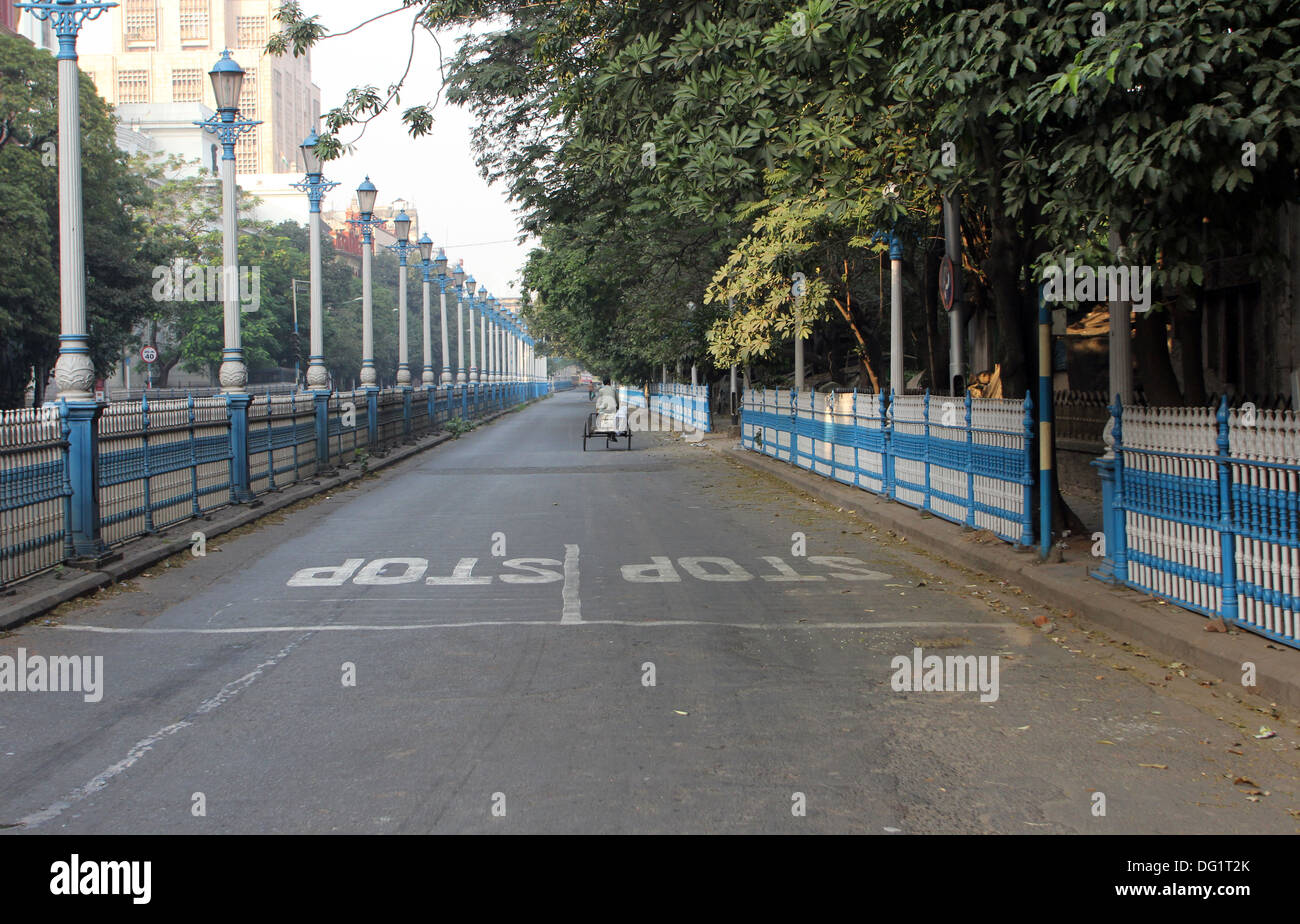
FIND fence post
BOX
[366,387,379,448]
[227,392,254,503]
[403,388,412,438]
[142,392,155,533]
[1020,395,1035,548]
[965,392,976,528]
[1111,398,1128,582]
[188,394,201,516]
[923,390,932,512]
[1090,396,1122,583]
[1216,395,1240,624]
[314,391,331,473]
[264,398,276,491]
[58,397,113,563]
[883,389,895,499]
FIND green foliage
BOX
[0,33,155,407]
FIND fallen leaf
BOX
[673,710,689,716]
[1139,763,1168,770]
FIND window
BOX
[124,0,156,44]
[236,130,258,174]
[171,68,202,103]
[178,0,209,42]
[238,68,257,117]
[236,16,266,49]
[117,69,149,104]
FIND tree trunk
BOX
[1134,311,1183,405]
[1174,298,1207,406]
[922,240,942,395]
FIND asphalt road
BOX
[2,390,1298,834]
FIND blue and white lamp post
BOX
[194,50,261,502]
[386,211,415,435]
[458,273,475,416]
[385,211,414,389]
[418,234,437,389]
[18,0,116,560]
[293,129,339,467]
[348,177,383,445]
[435,250,454,385]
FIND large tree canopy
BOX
[269,0,1300,399]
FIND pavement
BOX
[1,390,1298,834]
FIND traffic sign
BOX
[141,346,158,363]
[939,256,956,312]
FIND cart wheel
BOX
[625,433,632,450]
[583,435,588,451]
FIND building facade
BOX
[80,0,321,176]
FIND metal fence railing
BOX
[1,380,548,587]
[1096,398,1300,649]
[649,383,711,433]
[741,388,1034,545]
[0,406,70,586]
[97,395,233,547]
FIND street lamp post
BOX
[386,211,414,436]
[18,0,117,561]
[435,250,453,385]
[458,273,475,416]
[418,234,436,389]
[348,177,383,445]
[197,49,261,503]
[292,129,339,470]
[386,211,414,389]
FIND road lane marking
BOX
[15,634,310,829]
[562,544,582,624]
[51,619,1002,635]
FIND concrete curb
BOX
[0,397,543,632]
[701,435,1300,712]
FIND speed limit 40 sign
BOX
[141,345,158,364]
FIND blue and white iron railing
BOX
[649,383,711,434]
[741,388,1035,545]
[0,406,71,587]
[0,379,546,586]
[1093,396,1300,649]
[618,385,648,410]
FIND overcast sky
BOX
[81,2,533,299]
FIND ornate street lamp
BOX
[386,210,415,388]
[348,177,383,389]
[418,234,436,388]
[433,249,453,385]
[17,0,117,560]
[293,129,339,393]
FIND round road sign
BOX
[141,346,158,364]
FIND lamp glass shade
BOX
[356,177,378,216]
[433,248,448,277]
[300,131,321,174]
[393,211,411,244]
[478,283,488,299]
[419,234,434,263]
[463,275,476,299]
[209,51,245,111]
[452,264,466,288]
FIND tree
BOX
[0,33,155,408]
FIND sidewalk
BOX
[698,428,1300,712]
[0,399,538,633]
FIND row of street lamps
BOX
[29,0,543,558]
